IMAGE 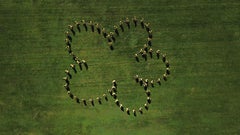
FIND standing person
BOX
[133,109,137,116]
[126,108,130,115]
[134,75,139,83]
[142,51,147,61]
[65,38,71,47]
[103,94,108,101]
[68,25,75,36]
[156,50,160,59]
[95,23,101,34]
[82,20,88,31]
[89,98,94,106]
[89,21,94,32]
[166,68,170,75]
[82,60,88,70]
[147,37,152,46]
[70,64,77,73]
[62,77,70,85]
[65,31,72,42]
[125,17,130,29]
[148,30,153,39]
[119,21,124,32]
[65,46,72,54]
[149,48,153,58]
[135,53,139,62]
[120,104,124,112]
[108,41,114,50]
[106,34,112,43]
[139,107,143,114]
[65,69,72,79]
[75,21,81,32]
[82,99,87,106]
[132,16,137,27]
[157,78,161,85]
[145,23,151,32]
[96,97,102,104]
[102,28,107,38]
[76,60,82,70]
[109,32,116,42]
[64,84,70,91]
[114,25,119,36]
[162,54,166,63]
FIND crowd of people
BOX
[62,17,171,116]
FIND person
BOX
[166,68,170,75]
[120,104,124,111]
[149,48,153,58]
[115,99,120,107]
[156,50,160,59]
[134,75,139,83]
[95,23,101,34]
[150,80,154,87]
[68,25,75,35]
[89,98,94,106]
[114,25,119,36]
[62,77,70,85]
[67,91,74,99]
[119,21,124,32]
[65,70,72,79]
[76,60,83,70]
[144,103,148,110]
[126,108,130,115]
[103,94,108,101]
[74,96,80,103]
[147,37,152,46]
[125,17,130,29]
[75,21,81,32]
[162,54,166,62]
[112,80,117,87]
[66,46,72,54]
[89,21,94,32]
[148,30,153,39]
[109,32,116,42]
[135,53,139,62]
[139,107,143,114]
[65,38,71,47]
[157,78,161,85]
[70,64,77,73]
[145,23,151,32]
[64,84,70,91]
[96,97,102,104]
[146,90,151,97]
[82,20,88,31]
[133,109,136,116]
[142,51,147,61]
[102,28,107,38]
[82,60,88,70]
[132,16,137,27]
[82,99,87,106]
[65,31,72,42]
[108,42,114,50]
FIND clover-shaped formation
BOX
[62,17,171,116]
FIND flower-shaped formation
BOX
[62,17,171,116]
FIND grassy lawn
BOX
[0,0,239,134]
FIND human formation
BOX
[62,17,171,116]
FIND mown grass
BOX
[0,0,240,135]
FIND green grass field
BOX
[0,0,240,134]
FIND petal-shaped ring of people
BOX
[106,18,171,116]
[62,20,114,107]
